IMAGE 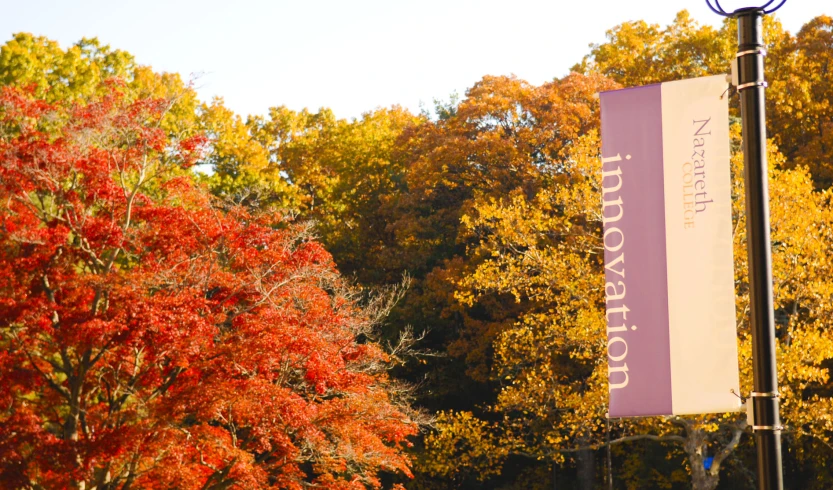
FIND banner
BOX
[599,75,741,417]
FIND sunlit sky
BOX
[1,1,826,120]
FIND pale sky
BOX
[1,1,826,120]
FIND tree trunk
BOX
[690,467,720,490]
[64,374,88,490]
[576,448,595,490]
[685,428,720,490]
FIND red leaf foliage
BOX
[0,85,418,489]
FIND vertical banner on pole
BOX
[600,75,741,417]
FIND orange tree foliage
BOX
[386,73,619,388]
[391,73,617,273]
[0,85,420,489]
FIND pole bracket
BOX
[750,391,780,398]
[752,425,785,432]
[737,81,768,91]
[737,48,767,58]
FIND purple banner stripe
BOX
[600,85,673,417]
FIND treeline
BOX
[1,9,832,490]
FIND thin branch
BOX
[557,433,687,453]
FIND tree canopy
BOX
[0,80,420,489]
[3,9,833,489]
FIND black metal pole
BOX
[606,418,613,490]
[735,8,784,490]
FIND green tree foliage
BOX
[0,33,134,102]
[0,33,201,136]
[0,32,294,202]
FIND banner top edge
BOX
[599,74,730,97]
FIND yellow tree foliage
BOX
[382,74,618,394]
[574,11,733,87]
[200,99,301,210]
[575,10,790,94]
[420,411,508,483]
[427,125,833,489]
[768,16,833,186]
[247,105,421,282]
[578,11,833,189]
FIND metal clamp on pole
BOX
[753,425,785,432]
[737,81,768,91]
[737,48,768,58]
[735,49,769,91]
[750,391,782,432]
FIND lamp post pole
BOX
[736,8,783,490]
[706,2,786,489]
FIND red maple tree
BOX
[0,83,419,489]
